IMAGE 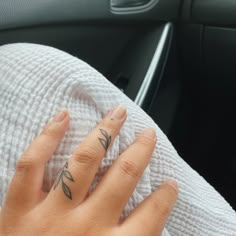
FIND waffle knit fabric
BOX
[0,43,236,236]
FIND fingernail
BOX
[110,105,127,120]
[141,128,156,140]
[53,110,67,122]
[166,179,178,192]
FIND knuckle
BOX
[119,159,140,178]
[73,146,98,165]
[165,184,178,198]
[41,125,60,139]
[151,196,171,219]
[16,154,36,172]
[137,135,154,146]
[100,119,117,130]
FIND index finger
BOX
[4,110,70,211]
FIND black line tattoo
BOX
[98,129,111,151]
[54,161,74,200]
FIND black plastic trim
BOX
[135,22,173,109]
[192,0,236,26]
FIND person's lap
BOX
[0,43,235,235]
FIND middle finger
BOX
[47,105,127,208]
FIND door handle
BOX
[111,0,151,8]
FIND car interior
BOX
[0,0,236,210]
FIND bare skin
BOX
[0,105,178,236]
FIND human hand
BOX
[0,106,178,236]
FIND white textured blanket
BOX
[0,43,236,236]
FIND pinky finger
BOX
[121,180,178,236]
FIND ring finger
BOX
[86,128,156,223]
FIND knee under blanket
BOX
[0,43,235,235]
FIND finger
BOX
[5,111,70,211]
[122,180,178,236]
[87,128,156,223]
[48,105,127,207]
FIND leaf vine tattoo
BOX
[98,129,111,151]
[54,162,74,200]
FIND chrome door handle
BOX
[111,0,151,8]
